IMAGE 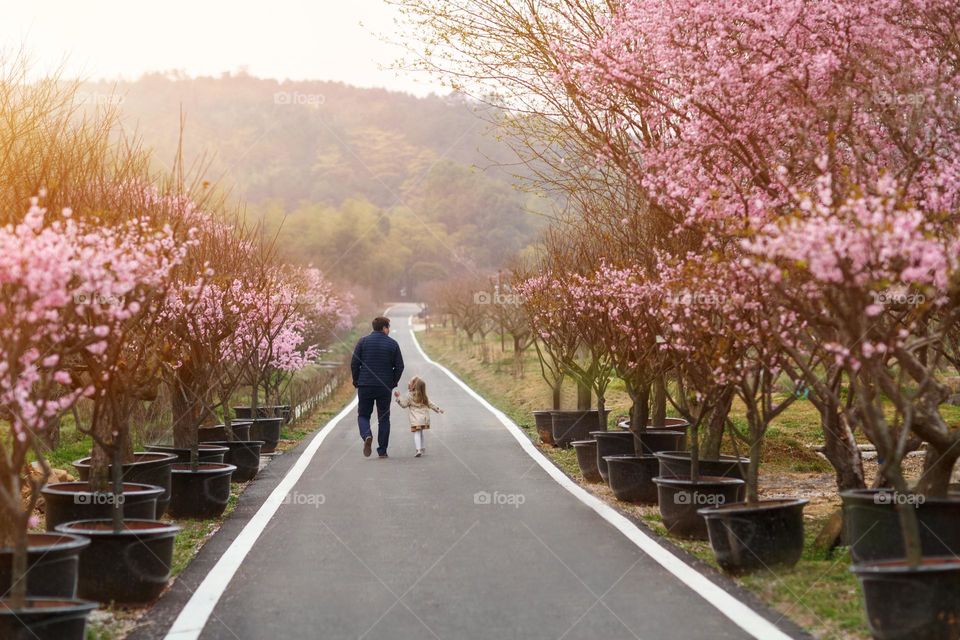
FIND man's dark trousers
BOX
[358,387,392,455]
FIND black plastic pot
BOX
[550,410,609,448]
[533,411,554,446]
[591,431,636,483]
[207,441,264,482]
[571,440,602,483]
[655,451,748,481]
[604,455,659,504]
[72,452,176,517]
[698,499,808,574]
[233,406,284,419]
[0,598,97,640]
[634,430,686,455]
[168,463,237,519]
[841,489,960,563]
[197,422,252,443]
[144,444,228,464]
[852,557,960,640]
[279,405,292,424]
[54,519,179,604]
[42,482,163,532]
[0,533,90,598]
[249,417,283,453]
[653,476,746,540]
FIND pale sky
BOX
[1,0,447,95]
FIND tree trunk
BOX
[576,379,591,410]
[702,388,733,459]
[819,400,866,492]
[628,381,650,441]
[652,376,667,427]
[9,517,27,607]
[551,384,562,411]
[917,444,959,497]
[42,416,61,450]
[171,378,198,449]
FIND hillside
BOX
[83,72,546,297]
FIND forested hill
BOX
[82,73,546,298]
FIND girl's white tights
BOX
[413,430,424,450]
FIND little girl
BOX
[394,376,444,457]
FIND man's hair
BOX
[372,316,391,332]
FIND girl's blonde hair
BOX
[409,376,430,406]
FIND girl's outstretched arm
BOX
[394,391,410,408]
[430,401,444,414]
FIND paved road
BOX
[149,304,799,640]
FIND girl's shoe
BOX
[415,449,423,457]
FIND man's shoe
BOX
[363,436,373,457]
[378,452,389,458]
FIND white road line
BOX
[163,397,358,640]
[408,325,794,640]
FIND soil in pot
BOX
[72,452,176,517]
[618,417,691,430]
[54,519,180,604]
[851,557,960,640]
[655,451,748,481]
[533,411,555,446]
[207,441,264,482]
[249,417,282,453]
[604,455,659,504]
[144,444,228,464]
[168,463,237,519]
[591,431,635,483]
[634,430,686,455]
[841,489,960,563]
[653,476,746,540]
[0,598,97,640]
[0,533,90,598]
[698,498,808,574]
[550,410,610,448]
[42,482,163,532]
[571,440,602,483]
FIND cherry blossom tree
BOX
[561,0,960,561]
[0,195,168,605]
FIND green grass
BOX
[418,327,869,640]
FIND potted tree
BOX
[0,197,103,639]
[565,0,960,630]
[689,261,808,573]
[649,257,746,540]
[56,186,192,604]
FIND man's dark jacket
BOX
[351,331,404,390]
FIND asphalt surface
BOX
[138,304,803,640]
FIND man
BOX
[351,316,404,458]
